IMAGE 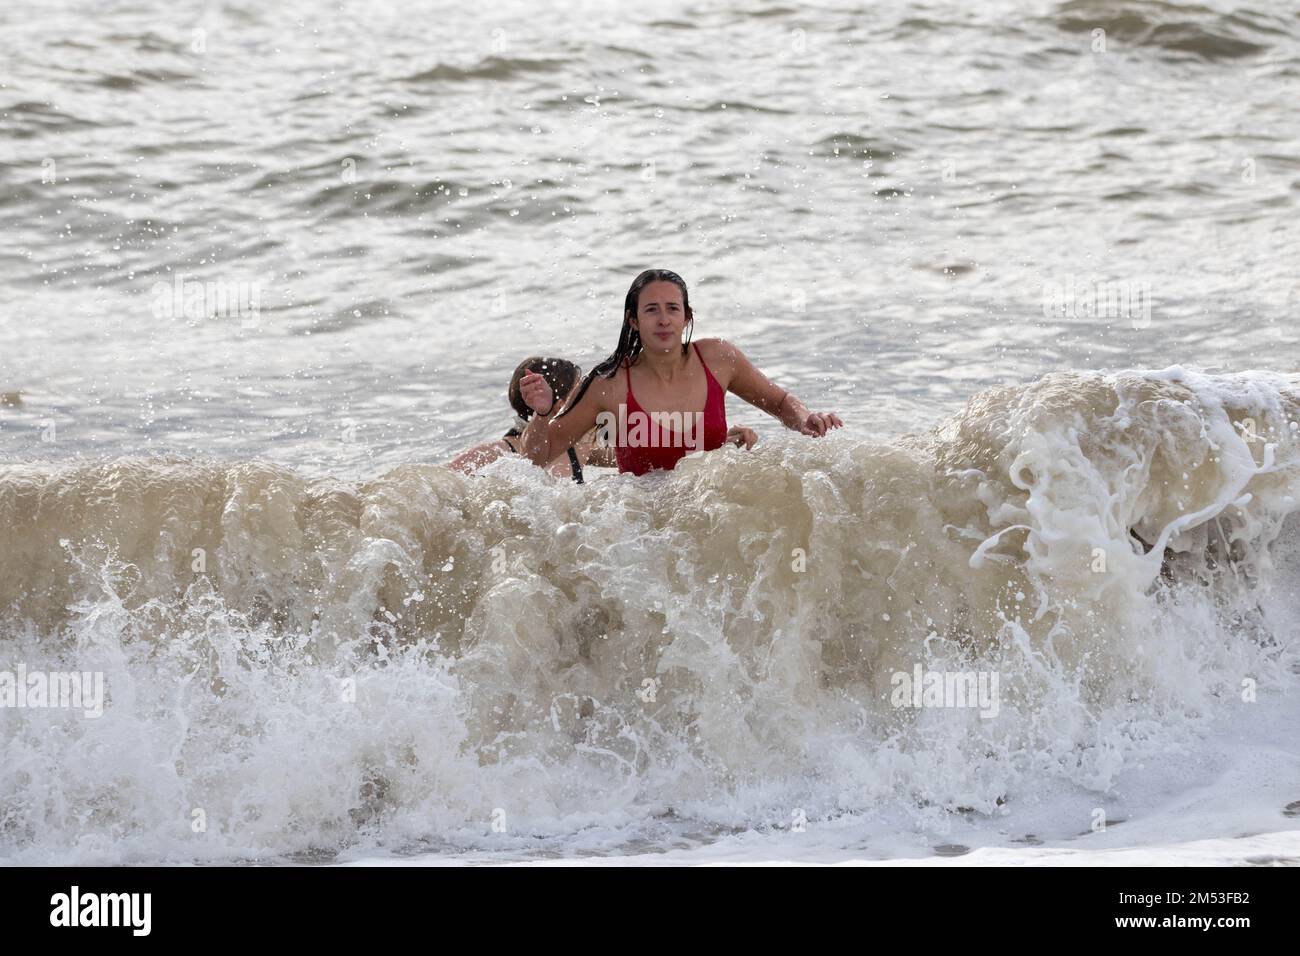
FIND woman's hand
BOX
[715,342,843,438]
[726,425,758,449]
[519,371,555,416]
[798,412,843,437]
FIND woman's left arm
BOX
[711,339,843,437]
[447,439,511,474]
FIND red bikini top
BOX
[615,342,728,475]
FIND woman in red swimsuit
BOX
[518,269,843,476]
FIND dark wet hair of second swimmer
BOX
[508,357,581,420]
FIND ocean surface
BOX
[1,0,1299,865]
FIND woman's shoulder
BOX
[694,337,741,372]
[576,366,621,407]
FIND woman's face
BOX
[632,280,689,353]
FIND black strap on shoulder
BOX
[503,424,582,483]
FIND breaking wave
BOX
[2,366,1299,863]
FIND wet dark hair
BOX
[508,357,582,420]
[554,269,693,419]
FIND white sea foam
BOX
[2,367,1298,864]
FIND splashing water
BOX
[2,367,1299,864]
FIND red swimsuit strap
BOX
[692,342,724,412]
[623,359,639,411]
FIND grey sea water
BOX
[2,0,1297,472]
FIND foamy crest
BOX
[2,367,1298,862]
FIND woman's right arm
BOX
[518,371,606,467]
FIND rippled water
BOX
[2,0,1297,473]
